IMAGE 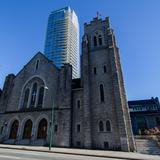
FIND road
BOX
[0,148,125,160]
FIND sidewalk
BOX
[0,144,160,160]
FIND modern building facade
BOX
[44,7,80,78]
[128,97,160,135]
[0,17,135,151]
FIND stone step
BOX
[136,147,160,152]
[135,138,160,155]
[136,144,159,147]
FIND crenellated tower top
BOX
[84,17,110,29]
[83,17,116,50]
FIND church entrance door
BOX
[23,119,33,139]
[37,118,47,139]
[9,120,19,139]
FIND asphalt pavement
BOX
[0,148,125,160]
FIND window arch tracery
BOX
[30,83,37,108]
[20,77,45,109]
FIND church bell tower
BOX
[81,17,135,151]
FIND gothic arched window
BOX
[94,36,97,46]
[100,84,105,102]
[93,31,104,48]
[30,83,37,108]
[23,119,33,139]
[106,120,111,132]
[98,35,102,45]
[35,60,39,70]
[37,87,44,108]
[20,77,45,110]
[94,67,97,75]
[22,89,30,108]
[103,65,107,73]
[77,100,80,109]
[99,121,104,132]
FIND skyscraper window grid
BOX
[44,7,80,78]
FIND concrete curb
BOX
[0,145,156,160]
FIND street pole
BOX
[49,96,54,150]
[44,86,54,151]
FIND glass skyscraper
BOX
[44,7,80,78]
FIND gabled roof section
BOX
[16,51,60,77]
[27,51,59,69]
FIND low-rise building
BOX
[128,97,160,135]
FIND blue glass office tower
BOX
[44,7,80,78]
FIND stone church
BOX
[0,17,135,151]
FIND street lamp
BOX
[44,86,54,150]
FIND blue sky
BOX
[0,0,160,100]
